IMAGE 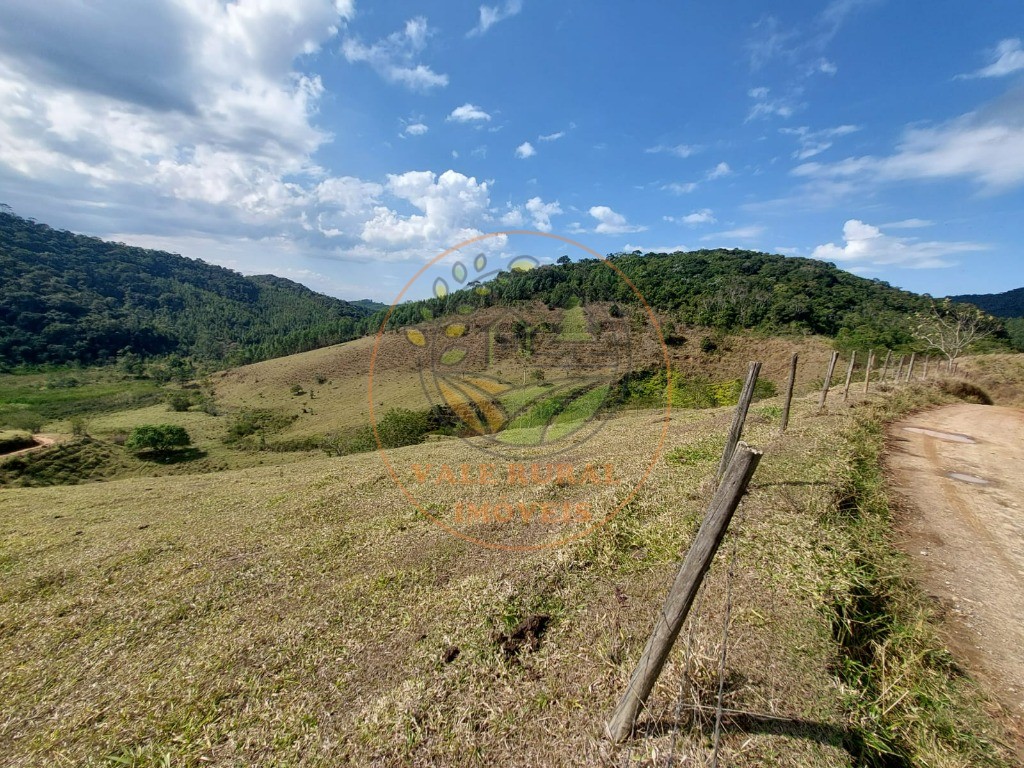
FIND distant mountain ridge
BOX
[948,287,1024,318]
[0,211,374,367]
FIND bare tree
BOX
[914,299,996,371]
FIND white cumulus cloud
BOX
[589,205,645,235]
[515,141,535,159]
[811,219,987,268]
[447,103,492,123]
[667,208,716,226]
[524,197,561,231]
[360,169,491,253]
[706,162,732,180]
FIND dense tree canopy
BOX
[948,287,1024,319]
[367,249,937,351]
[3,209,1008,369]
[0,211,378,367]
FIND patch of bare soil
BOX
[886,404,1024,757]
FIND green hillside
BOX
[0,211,373,367]
[372,249,934,351]
[2,209,997,371]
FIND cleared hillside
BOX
[209,305,836,442]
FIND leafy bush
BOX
[321,408,433,456]
[376,408,430,449]
[166,391,193,412]
[609,369,777,410]
[226,409,294,441]
[1,409,45,433]
[125,424,191,455]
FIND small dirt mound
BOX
[493,614,550,658]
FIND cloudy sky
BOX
[1,0,1023,301]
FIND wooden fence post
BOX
[879,350,891,381]
[780,353,798,434]
[922,356,929,379]
[818,351,839,412]
[905,352,916,382]
[842,352,856,401]
[716,361,761,483]
[606,444,763,743]
[895,355,905,382]
[863,350,873,395]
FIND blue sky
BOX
[0,1,1022,302]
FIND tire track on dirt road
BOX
[887,404,1024,756]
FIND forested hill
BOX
[0,211,373,367]
[948,287,1024,318]
[374,249,934,351]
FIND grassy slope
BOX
[0,382,1014,767]
[958,353,1024,407]
[208,314,837,442]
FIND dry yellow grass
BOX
[208,312,838,445]
[957,352,1024,407]
[2,374,1013,766]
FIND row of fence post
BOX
[815,349,962,413]
[607,348,971,741]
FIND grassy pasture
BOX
[0,382,1014,767]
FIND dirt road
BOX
[887,403,1024,751]
[0,433,56,459]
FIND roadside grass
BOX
[817,385,1012,766]
[957,353,1024,407]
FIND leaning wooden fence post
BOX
[606,444,763,743]
[716,361,761,483]
[863,350,873,395]
[922,356,930,379]
[842,352,856,401]
[780,353,798,434]
[818,351,840,412]
[905,352,916,382]
[895,355,905,382]
[879,350,891,381]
